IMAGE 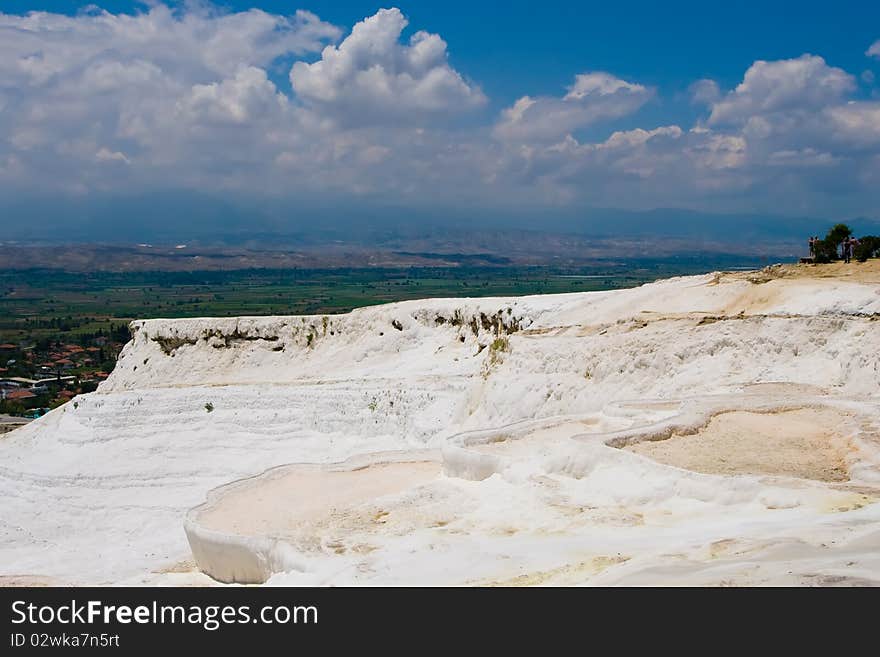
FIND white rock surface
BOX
[1,265,879,585]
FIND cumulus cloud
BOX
[482,51,880,213]
[766,148,838,168]
[826,102,880,145]
[1,4,880,220]
[868,40,880,59]
[491,123,752,207]
[708,55,854,125]
[290,8,486,125]
[599,125,684,150]
[0,2,339,192]
[689,79,721,105]
[0,3,340,85]
[684,129,747,171]
[494,72,652,142]
[178,67,286,124]
[95,147,130,165]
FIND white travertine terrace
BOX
[2,262,879,585]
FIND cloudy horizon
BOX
[2,1,879,239]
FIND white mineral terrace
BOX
[2,261,880,586]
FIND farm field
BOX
[0,258,770,344]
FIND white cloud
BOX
[868,40,880,59]
[826,102,880,145]
[599,125,683,150]
[684,130,747,170]
[0,2,339,192]
[494,72,652,142]
[708,55,854,125]
[179,67,286,124]
[767,148,837,167]
[689,79,721,105]
[493,124,750,206]
[1,5,880,220]
[564,72,646,100]
[0,4,340,86]
[509,54,880,211]
[290,8,485,125]
[95,147,130,164]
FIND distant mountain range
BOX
[3,192,878,261]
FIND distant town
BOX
[0,329,126,430]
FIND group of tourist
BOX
[808,235,860,263]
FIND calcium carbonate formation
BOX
[2,264,879,586]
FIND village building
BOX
[2,389,36,402]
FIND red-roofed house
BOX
[3,389,36,401]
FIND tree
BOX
[827,223,852,249]
[813,223,852,263]
[855,235,880,262]
[0,400,26,416]
[813,238,838,263]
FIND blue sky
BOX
[8,1,878,97]
[1,2,880,238]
